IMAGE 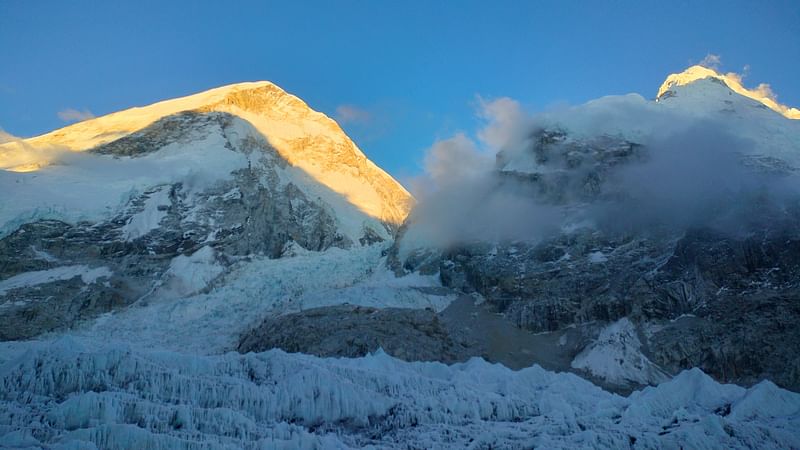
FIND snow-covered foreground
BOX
[1,245,798,449]
[1,338,798,450]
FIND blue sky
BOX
[1,0,798,181]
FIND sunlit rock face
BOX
[0,83,412,340]
[393,73,800,392]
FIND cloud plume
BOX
[698,53,722,70]
[0,128,71,172]
[57,108,95,123]
[403,87,800,254]
[335,104,372,125]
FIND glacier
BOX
[69,243,452,355]
[1,239,797,449]
[1,338,799,449]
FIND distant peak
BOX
[657,65,800,119]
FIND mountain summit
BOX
[657,64,800,119]
[1,81,412,227]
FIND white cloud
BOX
[0,128,71,172]
[423,133,490,187]
[698,53,722,70]
[334,104,372,125]
[57,108,94,123]
[412,97,523,196]
[476,96,531,152]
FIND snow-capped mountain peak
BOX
[0,80,421,345]
[0,81,412,247]
[20,81,411,225]
[27,81,302,150]
[657,65,800,119]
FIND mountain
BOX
[392,66,800,393]
[1,73,799,449]
[0,81,419,341]
[0,81,411,230]
[657,64,800,119]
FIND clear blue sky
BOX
[1,0,798,181]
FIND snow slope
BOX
[571,318,670,386]
[0,121,249,239]
[0,265,111,297]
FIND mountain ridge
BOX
[1,81,412,231]
[657,64,800,119]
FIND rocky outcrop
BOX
[237,304,477,363]
[91,111,228,157]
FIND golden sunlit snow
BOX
[657,65,800,119]
[0,82,412,225]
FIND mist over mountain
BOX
[391,66,800,397]
[406,70,800,251]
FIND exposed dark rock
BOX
[91,111,232,157]
[237,304,477,363]
[647,290,800,391]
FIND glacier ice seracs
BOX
[1,338,799,449]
